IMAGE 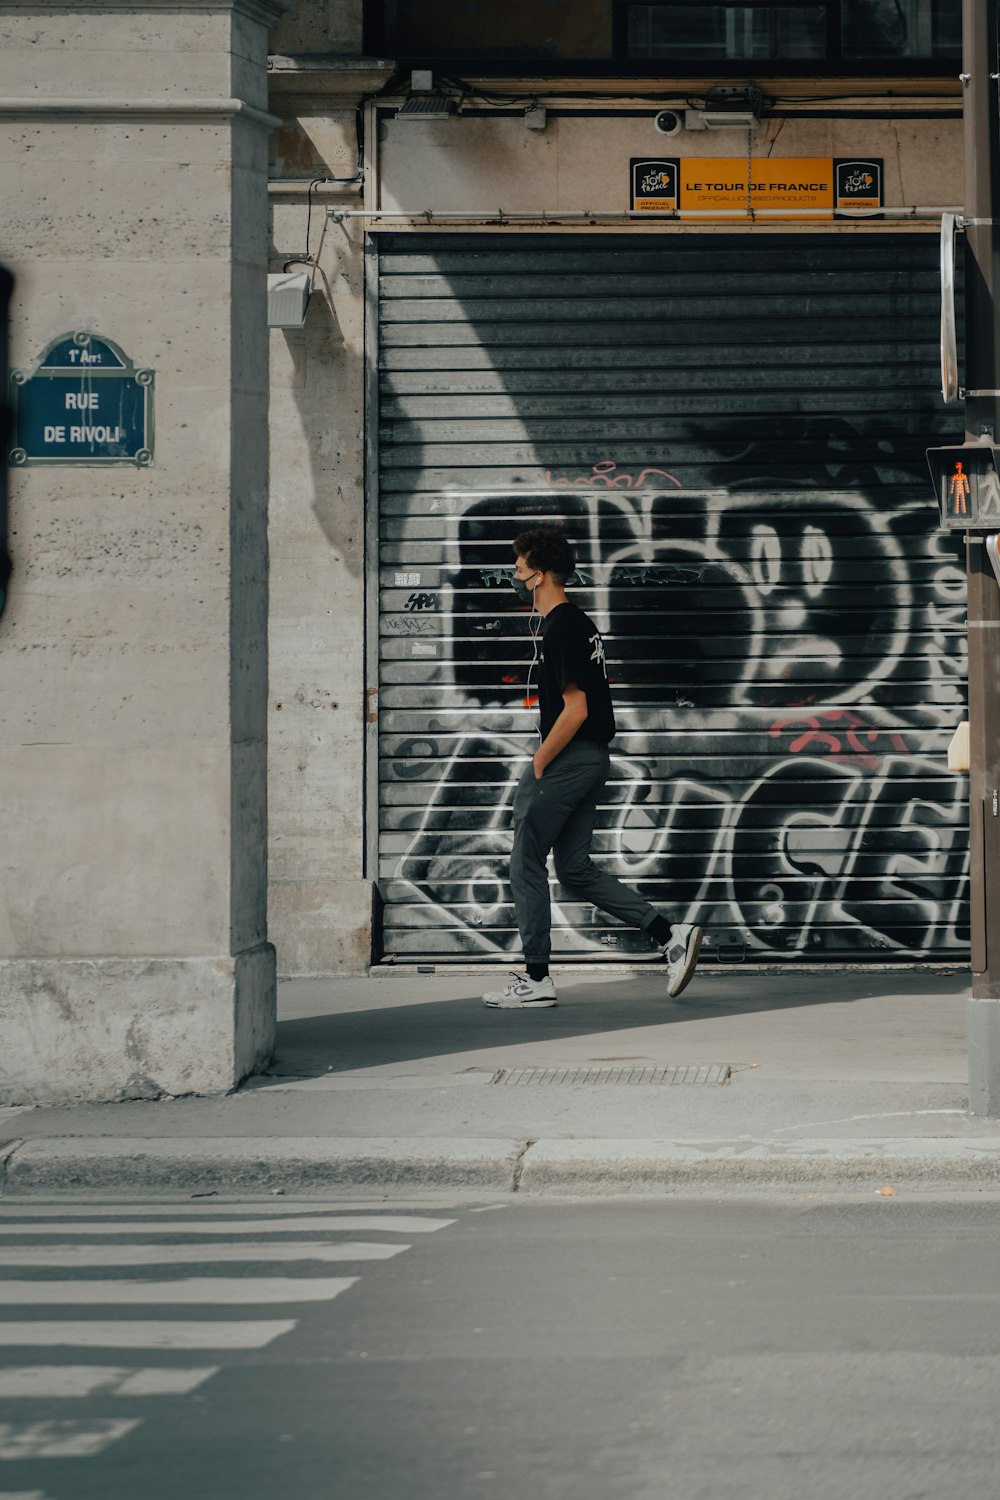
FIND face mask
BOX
[511,571,539,606]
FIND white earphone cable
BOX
[523,577,542,733]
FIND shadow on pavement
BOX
[262,969,968,1083]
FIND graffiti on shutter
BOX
[377,234,968,962]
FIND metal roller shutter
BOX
[376,232,968,964]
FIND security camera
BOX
[654,110,682,137]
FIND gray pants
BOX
[510,738,659,965]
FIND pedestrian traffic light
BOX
[926,443,1000,529]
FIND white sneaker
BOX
[662,924,702,998]
[482,973,558,1008]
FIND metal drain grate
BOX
[490,1064,732,1087]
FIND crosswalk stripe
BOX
[0,1199,459,1455]
[0,1277,358,1306]
[0,1367,217,1398]
[0,1321,296,1349]
[0,1241,407,1268]
[0,1421,141,1460]
[0,1215,453,1237]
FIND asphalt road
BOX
[0,1191,998,1500]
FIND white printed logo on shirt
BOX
[589,632,608,678]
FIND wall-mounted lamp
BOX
[683,109,760,131]
[682,82,766,133]
[267,272,311,329]
[394,70,459,121]
[394,94,456,120]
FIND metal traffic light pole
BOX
[963,0,1000,1114]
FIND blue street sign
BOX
[8,331,154,466]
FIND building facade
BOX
[267,0,968,974]
[0,0,968,1101]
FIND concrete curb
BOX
[517,1136,1000,1191]
[0,1137,527,1196]
[3,1135,1000,1196]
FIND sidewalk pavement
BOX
[2,965,999,1196]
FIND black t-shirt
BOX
[537,602,616,745]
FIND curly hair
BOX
[512,526,576,585]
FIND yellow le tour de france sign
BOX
[629,157,883,217]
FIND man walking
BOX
[482,526,702,1009]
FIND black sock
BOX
[527,962,549,982]
[647,915,672,946]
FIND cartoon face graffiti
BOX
[715,496,911,709]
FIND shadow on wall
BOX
[270,234,364,581]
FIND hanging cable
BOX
[523,592,543,718]
[280,78,404,273]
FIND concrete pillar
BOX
[969,995,1000,1115]
[265,12,389,974]
[0,0,293,1103]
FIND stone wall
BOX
[265,6,388,973]
[0,0,291,1101]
